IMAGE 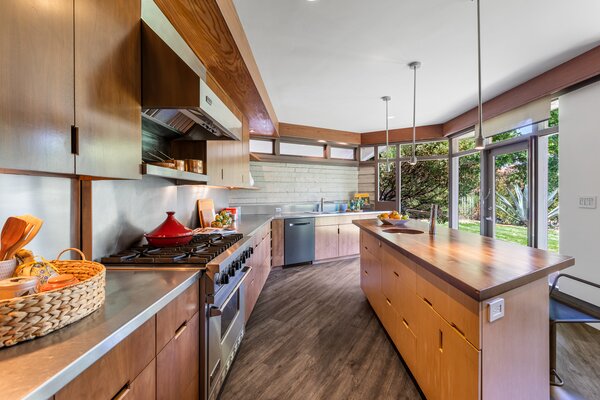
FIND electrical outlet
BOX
[579,196,597,209]
[487,298,505,322]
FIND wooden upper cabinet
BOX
[206,141,224,185]
[0,0,75,174]
[74,0,141,179]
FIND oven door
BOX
[207,266,251,400]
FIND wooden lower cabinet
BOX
[157,312,200,400]
[245,226,272,322]
[55,282,201,400]
[56,318,156,400]
[129,359,157,400]
[338,223,360,256]
[315,225,339,260]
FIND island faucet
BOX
[429,204,438,235]
[320,197,325,213]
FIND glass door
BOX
[484,142,530,246]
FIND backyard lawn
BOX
[451,220,559,253]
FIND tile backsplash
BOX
[229,161,358,205]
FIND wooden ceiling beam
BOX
[154,0,279,136]
[361,125,444,146]
[443,44,600,136]
[278,122,361,145]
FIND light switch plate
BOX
[487,298,505,322]
[579,196,597,209]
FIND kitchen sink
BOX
[383,228,425,235]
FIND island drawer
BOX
[361,230,381,256]
[382,244,418,328]
[55,317,156,400]
[156,281,200,353]
[416,268,480,349]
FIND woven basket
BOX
[0,248,105,348]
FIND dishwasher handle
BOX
[289,222,311,226]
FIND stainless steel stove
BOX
[102,232,253,400]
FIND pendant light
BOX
[408,61,421,165]
[474,0,485,150]
[381,95,392,171]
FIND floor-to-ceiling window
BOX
[360,106,560,252]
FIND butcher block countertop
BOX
[353,219,575,301]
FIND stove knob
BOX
[229,266,236,277]
[221,274,229,284]
[249,247,254,255]
[241,254,247,263]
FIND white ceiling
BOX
[233,0,600,133]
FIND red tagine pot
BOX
[145,211,193,247]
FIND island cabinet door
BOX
[395,315,417,372]
[442,323,480,400]
[315,225,339,260]
[0,0,75,174]
[414,298,444,400]
[74,0,141,179]
[157,312,200,400]
[338,223,360,256]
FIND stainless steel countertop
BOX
[0,270,200,400]
[269,210,381,220]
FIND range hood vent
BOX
[141,0,241,141]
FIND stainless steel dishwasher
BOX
[284,217,315,266]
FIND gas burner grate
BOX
[101,233,244,266]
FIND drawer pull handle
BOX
[402,318,410,329]
[439,330,444,351]
[423,297,433,307]
[386,298,392,306]
[112,382,131,400]
[393,271,399,278]
[451,322,465,338]
[174,321,188,340]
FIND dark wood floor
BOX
[219,258,600,400]
[554,323,600,399]
[219,258,422,400]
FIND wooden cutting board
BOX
[197,199,215,228]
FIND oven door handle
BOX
[209,266,253,318]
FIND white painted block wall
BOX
[559,80,600,323]
[229,161,358,205]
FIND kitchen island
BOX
[353,219,574,400]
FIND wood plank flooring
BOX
[219,258,600,400]
[554,323,600,399]
[219,258,422,400]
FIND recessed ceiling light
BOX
[388,116,395,119]
[338,142,348,145]
[317,140,327,143]
[249,129,255,133]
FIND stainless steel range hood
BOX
[141,0,241,141]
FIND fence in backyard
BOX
[458,194,479,220]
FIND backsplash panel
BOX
[229,161,358,205]
[0,174,76,258]
[92,176,229,260]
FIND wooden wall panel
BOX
[361,125,444,145]
[278,123,361,145]
[443,44,600,136]
[154,0,278,136]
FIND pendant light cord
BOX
[412,64,417,161]
[476,0,484,145]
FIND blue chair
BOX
[549,274,600,387]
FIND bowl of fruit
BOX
[378,211,409,226]
[211,210,233,228]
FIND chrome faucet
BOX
[320,198,325,213]
[429,204,438,235]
